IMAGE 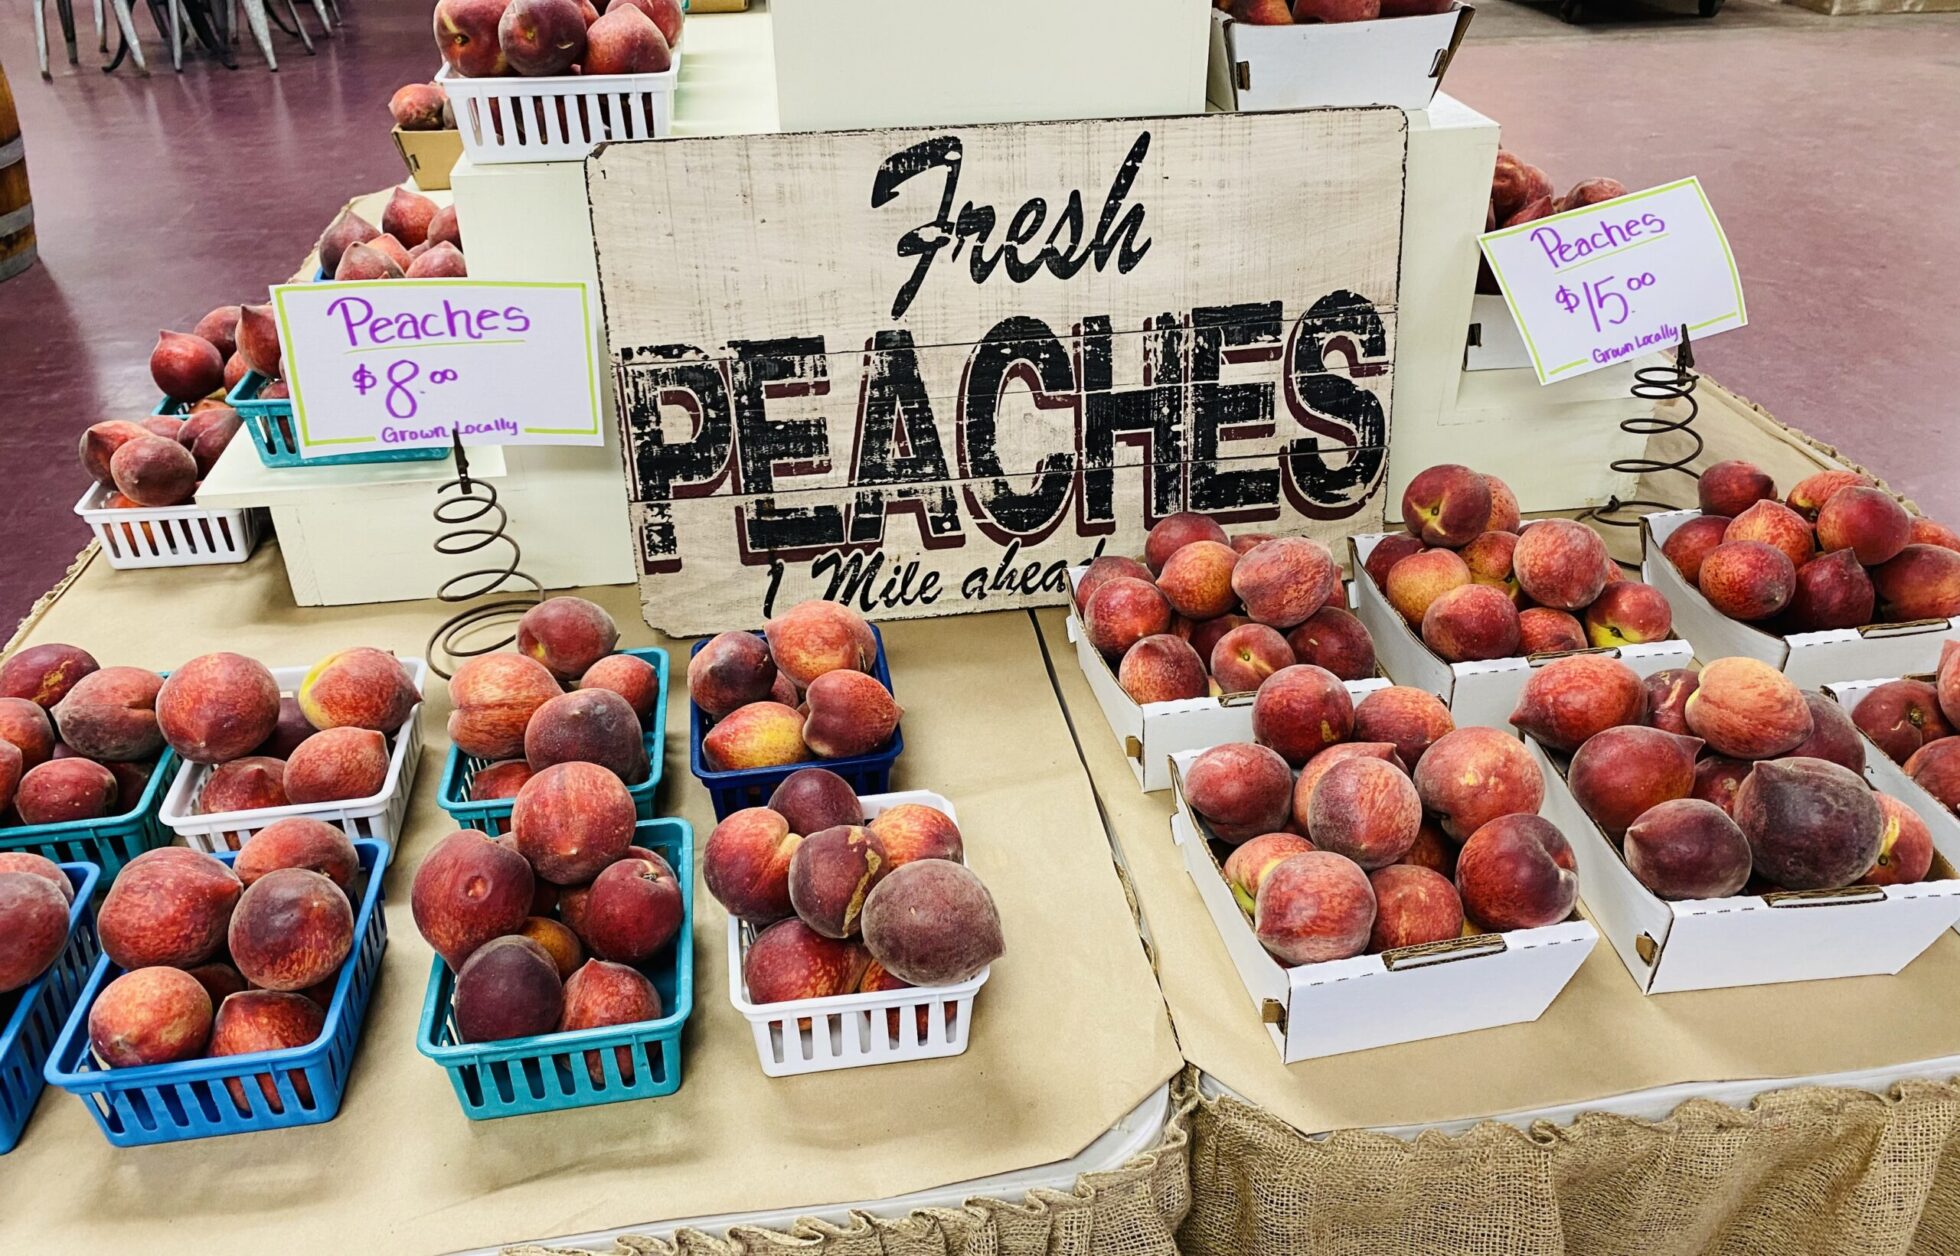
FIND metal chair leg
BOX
[35,0,51,77]
[237,0,274,68]
[168,0,183,70]
[108,0,147,70]
[55,0,79,63]
[95,0,107,52]
[280,0,314,52]
[309,0,331,31]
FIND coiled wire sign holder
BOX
[1583,325,1702,534]
[426,429,543,680]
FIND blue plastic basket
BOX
[689,626,904,820]
[227,370,449,470]
[43,841,390,1147]
[0,749,179,885]
[417,816,693,1120]
[438,647,671,836]
[0,863,102,1154]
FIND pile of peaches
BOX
[1850,645,1960,818]
[706,770,1003,1009]
[316,190,464,284]
[1182,668,1577,964]
[0,644,166,828]
[1078,514,1376,707]
[1220,0,1458,27]
[434,0,682,80]
[1371,463,1674,663]
[689,601,902,773]
[1659,460,1960,632]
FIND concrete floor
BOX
[1,0,1957,626]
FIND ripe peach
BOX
[0,740,19,815]
[1517,607,1587,656]
[803,669,902,759]
[687,631,777,719]
[108,433,197,506]
[208,991,326,1114]
[1735,757,1882,890]
[1661,514,1733,586]
[151,329,225,403]
[1815,487,1910,567]
[1188,614,1248,667]
[51,666,163,762]
[186,962,246,1005]
[1623,799,1752,900]
[526,688,649,783]
[411,829,535,969]
[1232,532,1277,555]
[79,420,153,485]
[1385,549,1471,627]
[234,303,282,380]
[1510,654,1648,752]
[103,755,156,810]
[1784,548,1875,632]
[1254,851,1374,965]
[1512,520,1609,611]
[1075,555,1153,612]
[1911,517,1960,553]
[157,652,281,765]
[335,241,405,281]
[0,643,98,709]
[703,701,808,771]
[858,859,1002,986]
[1786,469,1874,521]
[236,817,359,890]
[1556,177,1629,211]
[14,757,118,824]
[1208,624,1292,695]
[195,755,289,814]
[1083,577,1173,659]
[296,648,418,733]
[406,242,468,279]
[1873,545,1960,622]
[870,803,964,868]
[512,761,635,885]
[1684,656,1811,759]
[1698,540,1797,622]
[1157,540,1239,621]
[1184,742,1294,842]
[1724,501,1814,570]
[561,959,663,1085]
[1483,475,1522,533]
[1866,794,1935,886]
[516,597,619,683]
[1852,679,1951,764]
[704,807,801,923]
[469,759,533,801]
[1223,832,1316,914]
[767,768,861,836]
[1421,583,1521,663]
[764,600,877,688]
[177,406,241,476]
[788,825,885,939]
[742,918,869,1004]
[1461,530,1521,602]
[1414,726,1546,841]
[1642,668,1699,736]
[1285,606,1375,682]
[577,653,658,724]
[1567,726,1701,838]
[284,727,389,803]
[1490,151,1553,221]
[229,868,354,992]
[1252,664,1354,765]
[1121,634,1209,704]
[244,698,312,762]
[1401,465,1492,549]
[89,967,212,1068]
[1401,820,1457,880]
[0,872,68,993]
[1351,686,1453,768]
[99,847,241,970]
[1293,743,1404,828]
[1362,534,1425,591]
[1233,538,1339,629]
[1944,641,1960,727]
[1367,865,1465,951]
[0,851,71,902]
[1692,755,1751,816]
[1584,581,1673,648]
[317,209,380,275]
[770,673,798,708]
[1906,739,1960,810]
[453,936,564,1044]
[1305,757,1420,869]
[1785,692,1865,773]
[1697,460,1776,519]
[1456,814,1577,930]
[1145,513,1229,573]
[582,853,684,963]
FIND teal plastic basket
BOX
[417,816,693,1120]
[437,647,670,836]
[227,370,449,470]
[0,863,101,1154]
[0,749,179,884]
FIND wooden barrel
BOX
[0,57,36,284]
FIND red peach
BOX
[687,631,777,719]
[296,647,418,733]
[1692,755,1751,816]
[742,918,870,1004]
[0,643,98,709]
[469,759,534,800]
[406,242,468,279]
[512,761,635,885]
[335,241,405,282]
[1734,757,1882,890]
[1584,581,1673,648]
[1644,668,1699,735]
[1461,530,1521,602]
[316,209,379,277]
[1510,654,1648,752]
[1456,814,1577,930]
[192,304,240,359]
[1074,555,1153,612]
[1351,686,1453,768]
[186,962,247,1005]
[434,0,509,77]
[1784,548,1876,632]
[208,991,326,1114]
[1293,743,1404,829]
[1362,534,1425,592]
[1120,634,1209,704]
[1189,614,1248,667]
[1784,692,1866,773]
[581,853,684,963]
[1484,475,1522,533]
[1906,739,1960,811]
[78,421,153,485]
[235,303,282,380]
[1623,799,1753,900]
[517,597,619,683]
[1699,540,1797,622]
[1490,151,1553,221]
[520,916,584,979]
[703,701,808,771]
[526,687,649,783]
[0,872,69,993]
[704,807,801,923]
[1232,538,1339,629]
[787,825,886,939]
[177,406,242,477]
[1305,757,1421,870]
[229,868,354,992]
[1851,679,1952,765]
[51,666,163,762]
[1873,545,1960,622]
[1223,832,1316,914]
[1421,583,1521,663]
[1367,864,1465,951]
[389,82,448,130]
[766,768,861,837]
[1254,852,1375,966]
[1697,460,1776,518]
[411,829,535,970]
[1517,607,1588,656]
[235,817,359,890]
[1284,606,1375,682]
[157,652,281,765]
[150,329,225,403]
[1684,657,1811,759]
[1866,793,1935,886]
[89,967,212,1067]
[1786,469,1874,521]
[859,859,1002,985]
[561,959,664,1085]
[1661,514,1733,587]
[803,669,902,759]
[194,755,288,814]
[1400,820,1457,880]
[0,740,19,814]
[1384,549,1471,627]
[1567,725,1701,838]
[1183,742,1294,842]
[98,846,241,970]
[1512,520,1609,611]
[1817,487,1911,567]
[868,802,963,868]
[577,653,659,724]
[1144,513,1229,574]
[1232,532,1276,555]
[764,600,877,689]
[1401,464,1492,549]
[1083,577,1173,659]
[1943,640,1960,728]
[1209,624,1293,695]
[284,727,389,803]
[453,936,564,1044]
[1910,518,1960,553]
[1156,540,1239,621]
[14,758,118,824]
[252,697,317,761]
[1252,664,1354,765]
[0,851,72,902]
[1724,500,1814,570]
[380,186,439,250]
[1502,195,1555,230]
[1555,177,1629,212]
[1414,726,1546,841]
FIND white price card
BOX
[270,279,603,457]
[1479,177,1746,385]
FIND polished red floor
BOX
[2,2,1957,626]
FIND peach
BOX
[1145,513,1229,573]
[1209,624,1292,695]
[561,959,663,1085]
[743,918,869,1004]
[1906,739,1960,810]
[0,851,72,903]
[869,803,963,869]
[157,652,281,764]
[192,304,240,359]
[1157,540,1239,621]
[1414,726,1546,841]
[1362,534,1424,591]
[1187,614,1247,667]
[1517,607,1587,656]
[582,853,684,963]
[499,0,587,74]
[177,406,242,477]
[787,825,885,938]
[608,0,681,43]
[1584,581,1672,648]
[1284,606,1375,682]
[1944,641,1960,727]
[236,817,359,890]
[1231,532,1277,555]
[1366,865,1464,951]
[1815,487,1910,567]
[1734,757,1882,891]
[857,958,955,1039]
[1401,819,1456,879]
[1684,656,1811,759]
[88,967,212,1068]
[1075,555,1153,612]
[334,241,404,281]
[98,846,241,970]
[1567,726,1701,838]
[1461,530,1521,600]
[704,807,801,923]
[1456,813,1577,930]
[1120,634,1209,704]
[284,727,389,803]
[1699,540,1797,622]
[469,759,534,800]
[51,666,163,762]
[1293,0,1378,17]
[1784,548,1875,632]
[586,3,672,72]
[1293,743,1403,825]
[1233,538,1339,629]
[234,303,282,380]
[1252,664,1354,765]
[1692,755,1751,816]
[317,209,379,276]
[296,648,418,733]
[1401,464,1491,549]
[1643,668,1699,736]
[1254,851,1374,965]
[512,761,635,884]
[0,740,18,814]
[1183,742,1294,842]
[1623,799,1752,900]
[765,600,878,688]
[1084,577,1174,659]
[375,187,438,253]
[1724,500,1814,570]
[1490,151,1553,220]
[860,859,1003,985]
[1512,520,1609,611]
[703,701,808,771]
[0,643,98,709]
[1305,757,1420,869]
[453,936,564,1043]
[229,868,354,992]
[412,829,534,969]
[389,82,448,130]
[251,697,317,761]
[434,0,509,76]
[1697,460,1776,519]
[14,757,118,824]
[1866,794,1935,886]
[150,329,225,403]
[1873,545,1960,622]
[1422,583,1521,663]
[771,670,805,708]
[426,204,461,251]
[1556,177,1629,212]
[577,653,659,724]
[688,631,777,719]
[1510,654,1648,752]
[803,669,902,759]
[0,872,69,993]
[1851,680,1951,764]
[516,597,619,683]
[208,991,326,1114]
[525,688,649,783]
[1483,475,1522,533]
[78,420,153,485]
[1351,686,1452,768]
[1661,514,1733,586]
[1384,549,1470,627]
[1786,469,1874,521]
[1785,692,1865,773]
[194,755,289,814]
[1911,518,1960,553]
[1223,832,1316,914]
[406,242,468,279]
[101,752,151,806]
[767,768,861,836]
[186,962,247,1005]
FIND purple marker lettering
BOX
[504,306,531,333]
[1532,225,1567,267]
[327,295,375,348]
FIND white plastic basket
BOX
[727,790,991,1078]
[435,57,681,165]
[74,483,263,570]
[159,659,428,853]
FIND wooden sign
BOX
[587,109,1405,634]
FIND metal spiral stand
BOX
[425,430,543,680]
[1583,325,1703,533]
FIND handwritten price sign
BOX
[268,279,602,457]
[1479,177,1746,385]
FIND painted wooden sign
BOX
[587,108,1406,634]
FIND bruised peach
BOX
[1512,520,1609,611]
[1584,581,1672,648]
[803,669,901,759]
[577,653,659,724]
[1252,665,1353,765]
[1865,794,1935,886]
[1517,608,1587,656]
[517,597,619,682]
[1623,799,1752,900]
[208,991,327,1114]
[194,755,288,814]
[98,847,241,970]
[1384,549,1470,627]
[703,701,808,771]
[297,647,418,733]
[1223,832,1315,914]
[1362,534,1425,591]
[1144,513,1229,574]
[1157,541,1239,621]
[704,807,800,923]
[1786,469,1874,521]
[1233,538,1339,629]
[1684,657,1811,759]
[1510,654,1648,752]
[1567,726,1701,838]
[1351,686,1453,768]
[1183,742,1294,842]
[869,803,964,868]
[1305,757,1420,870]
[89,967,212,1068]
[1422,583,1521,663]
[1401,465,1492,549]
[229,868,354,992]
[1734,757,1882,890]
[1853,679,1953,764]
[1075,555,1153,612]
[1692,755,1751,816]
[1367,864,1465,951]
[1873,545,1960,622]
[1455,814,1577,930]
[411,830,535,970]
[1284,606,1375,681]
[285,727,389,803]
[1084,577,1173,659]
[1644,668,1699,735]
[582,853,684,963]
[0,643,98,709]
[688,631,777,719]
[156,653,281,765]
[1661,514,1733,586]
[1414,726,1546,841]
[235,817,359,889]
[1697,460,1776,519]
[1208,624,1292,695]
[742,918,870,1004]
[1254,852,1375,966]
[51,666,163,762]
[1784,548,1875,632]
[1725,500,1814,570]
[512,761,635,885]
[560,959,663,1084]
[787,825,885,939]
[765,600,877,688]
